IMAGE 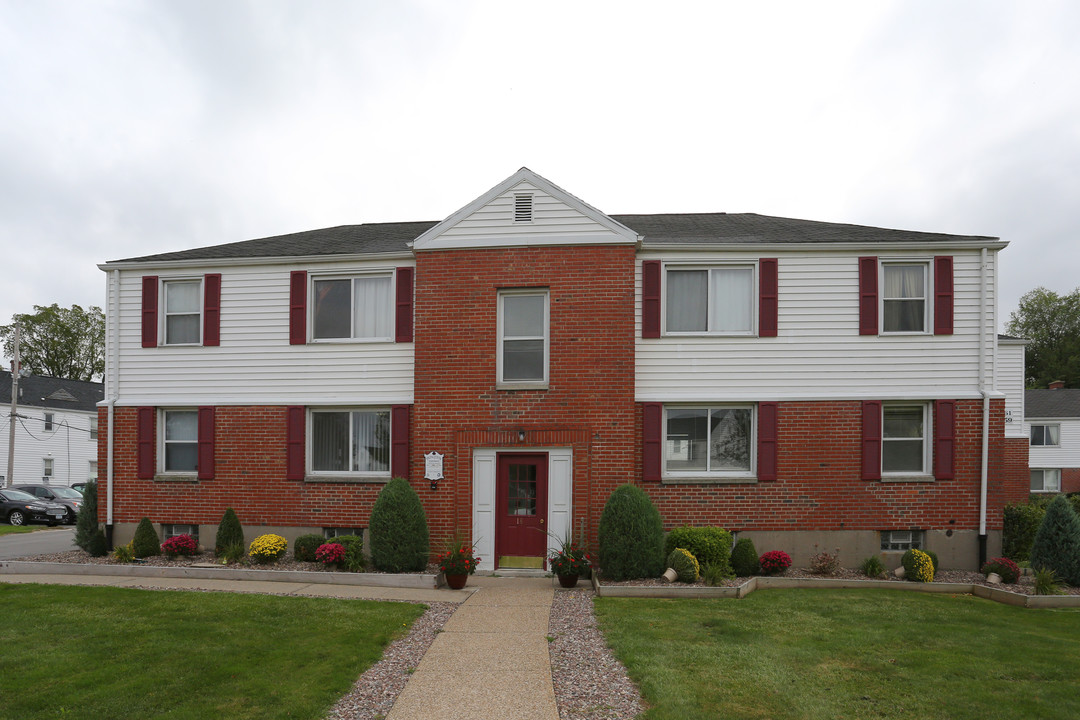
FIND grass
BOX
[0,525,37,536]
[0,584,425,719]
[595,588,1080,720]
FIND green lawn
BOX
[596,589,1080,720]
[0,525,38,536]
[0,584,425,719]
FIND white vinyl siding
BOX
[0,407,99,488]
[110,260,414,406]
[996,340,1026,438]
[637,249,997,402]
[1029,417,1080,472]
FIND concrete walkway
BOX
[387,575,560,720]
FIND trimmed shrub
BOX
[369,477,430,573]
[759,550,791,575]
[294,533,326,562]
[1003,500,1046,562]
[215,508,244,556]
[249,534,288,564]
[981,556,1020,584]
[330,534,366,572]
[667,548,700,583]
[131,518,161,558]
[860,555,887,578]
[730,537,760,576]
[597,484,665,581]
[74,479,100,552]
[1029,494,1080,586]
[664,526,733,574]
[902,549,935,582]
[924,549,939,574]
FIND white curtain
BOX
[352,410,389,472]
[354,276,392,339]
[666,270,708,332]
[711,268,753,332]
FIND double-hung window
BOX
[666,266,754,334]
[882,403,929,475]
[163,279,202,345]
[881,263,927,333]
[1030,424,1060,447]
[311,409,390,475]
[162,409,198,473]
[1030,469,1061,493]
[498,290,548,385]
[665,405,754,476]
[312,274,392,341]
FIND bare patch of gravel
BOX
[548,589,644,720]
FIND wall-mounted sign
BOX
[425,452,444,481]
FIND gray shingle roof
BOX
[1026,389,1080,418]
[106,213,997,265]
[0,371,103,413]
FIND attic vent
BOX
[514,193,533,223]
[46,389,77,402]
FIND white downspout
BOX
[978,247,990,566]
[105,269,120,543]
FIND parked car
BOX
[70,483,87,494]
[0,489,67,526]
[15,484,85,524]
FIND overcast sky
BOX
[2,0,1078,352]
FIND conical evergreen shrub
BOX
[597,484,665,581]
[74,479,100,552]
[86,528,109,557]
[215,507,245,555]
[1029,494,1080,586]
[731,537,760,576]
[369,477,430,572]
[131,517,160,558]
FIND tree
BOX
[1,304,105,381]
[1005,287,1080,388]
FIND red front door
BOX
[495,453,548,568]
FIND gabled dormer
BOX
[411,167,640,252]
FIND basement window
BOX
[163,523,199,542]
[881,530,923,551]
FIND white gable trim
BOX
[412,167,640,252]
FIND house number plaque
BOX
[425,452,444,490]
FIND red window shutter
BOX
[391,405,411,478]
[642,402,663,481]
[641,261,661,339]
[289,271,307,345]
[285,406,305,480]
[197,406,216,480]
[861,400,882,480]
[934,256,954,335]
[759,258,778,337]
[136,407,155,479]
[203,274,221,347]
[934,400,956,480]
[757,402,778,481]
[858,257,878,335]
[141,276,158,348]
[395,267,414,343]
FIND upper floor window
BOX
[498,290,548,385]
[882,403,929,475]
[1031,424,1060,447]
[89,417,98,441]
[1030,469,1061,493]
[666,266,754,334]
[163,279,202,345]
[88,460,98,480]
[310,409,390,474]
[162,409,198,473]
[44,413,54,431]
[665,405,754,477]
[312,274,392,341]
[882,263,927,333]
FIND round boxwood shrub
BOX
[131,517,161,558]
[294,533,326,562]
[1029,494,1080,586]
[730,537,760,576]
[664,526,733,575]
[215,507,245,556]
[597,484,665,581]
[902,548,935,582]
[667,548,700,583]
[369,477,430,573]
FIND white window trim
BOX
[881,402,932,478]
[1030,424,1061,447]
[662,404,757,481]
[159,408,199,476]
[161,277,204,346]
[163,523,199,541]
[42,457,54,481]
[496,288,550,388]
[662,262,758,337]
[308,270,395,344]
[879,260,930,336]
[89,417,98,441]
[44,413,54,431]
[1030,468,1062,493]
[306,407,392,479]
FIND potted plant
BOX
[548,533,591,588]
[437,539,480,589]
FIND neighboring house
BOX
[96,168,1028,569]
[1025,381,1080,494]
[1,371,103,487]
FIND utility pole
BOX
[6,324,19,487]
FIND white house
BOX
[1025,382,1080,494]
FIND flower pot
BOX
[661,567,678,583]
[444,573,468,590]
[557,573,579,588]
